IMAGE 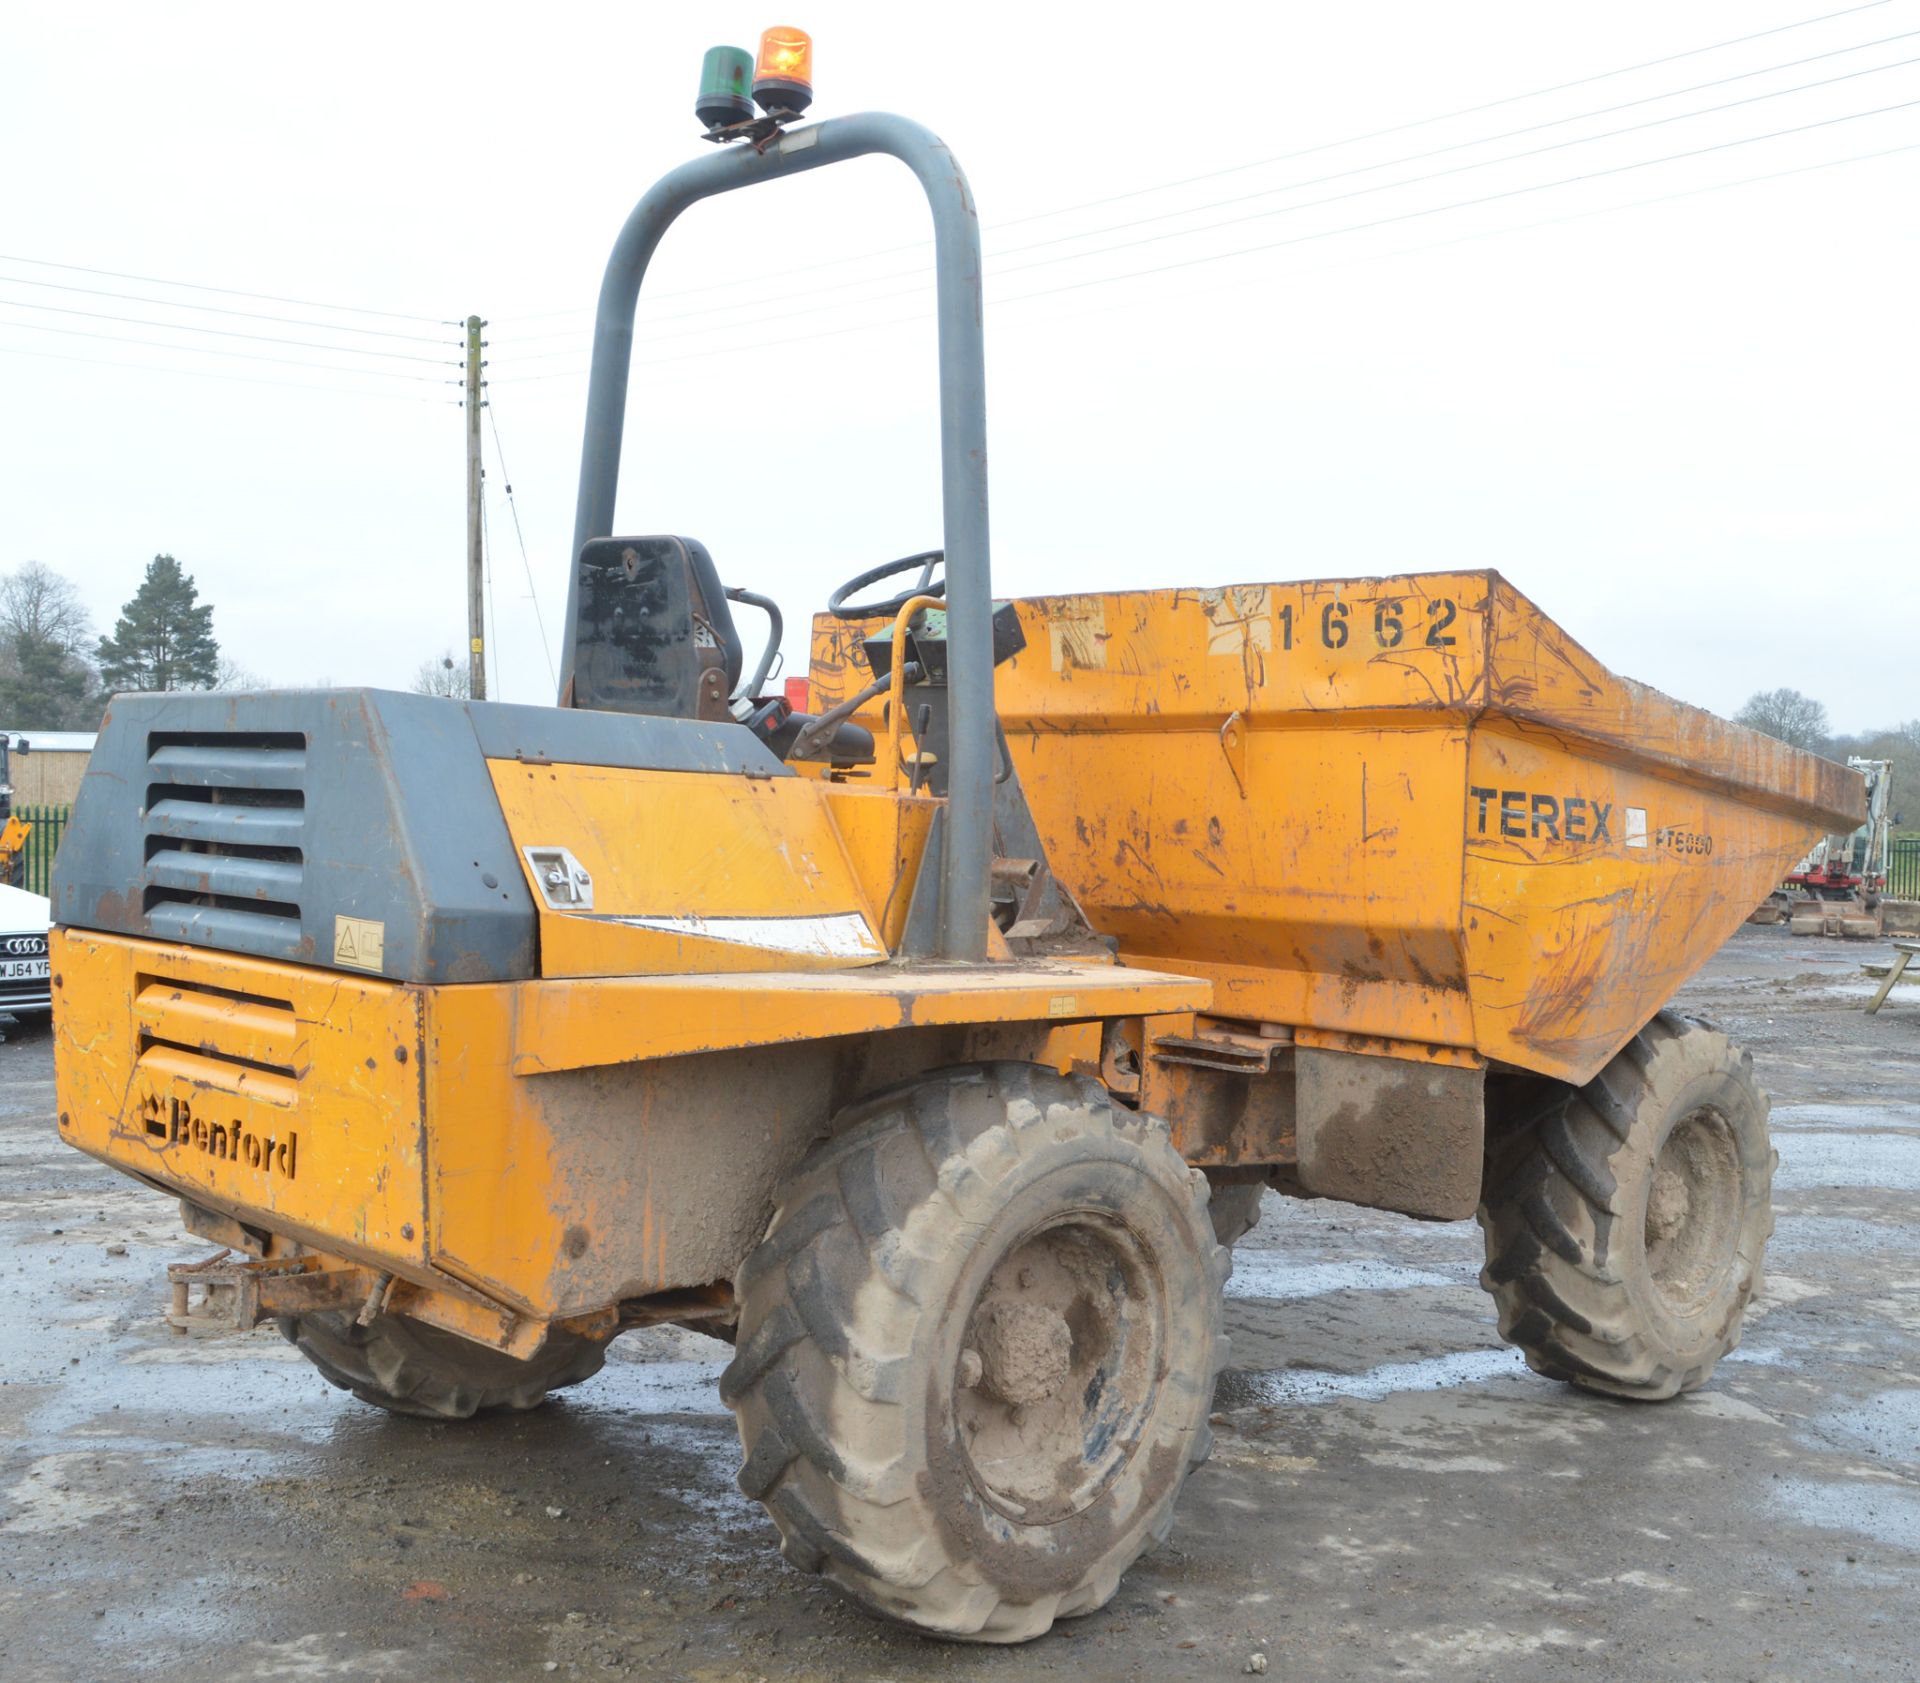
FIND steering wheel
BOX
[829,549,945,621]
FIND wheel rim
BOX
[1643,1105,1744,1314]
[953,1214,1166,1526]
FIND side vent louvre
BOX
[144,732,308,960]
[134,973,300,1110]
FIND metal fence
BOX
[1890,836,1920,901]
[15,803,69,897]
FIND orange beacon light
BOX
[753,26,813,116]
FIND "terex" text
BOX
[1469,787,1612,843]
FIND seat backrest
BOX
[682,540,742,695]
[569,535,741,719]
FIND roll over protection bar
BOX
[563,113,993,963]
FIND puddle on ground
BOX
[1226,1256,1463,1301]
[1,1444,291,1535]
[1774,1102,1920,1134]
[1217,1346,1533,1409]
[1773,1477,1920,1553]
[1769,1213,1920,1257]
[1797,1388,1920,1462]
[1774,1133,1920,1192]
[576,1356,730,1418]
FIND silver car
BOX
[0,882,52,1019]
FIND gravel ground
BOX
[1,924,1916,1682]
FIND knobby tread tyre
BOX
[279,1310,607,1420]
[1477,1011,1774,1401]
[722,1062,1229,1643]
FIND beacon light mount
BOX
[698,26,815,148]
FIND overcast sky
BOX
[2,2,1915,731]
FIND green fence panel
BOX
[16,803,70,898]
[1889,836,1920,901]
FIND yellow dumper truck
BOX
[49,82,1860,1643]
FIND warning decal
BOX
[333,915,386,972]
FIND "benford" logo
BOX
[137,1091,299,1181]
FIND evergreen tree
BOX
[96,554,220,693]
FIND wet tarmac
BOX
[2,924,1916,1681]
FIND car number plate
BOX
[1,958,49,980]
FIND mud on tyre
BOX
[280,1309,607,1419]
[721,1063,1230,1642]
[1477,1010,1773,1400]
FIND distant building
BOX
[1,731,98,807]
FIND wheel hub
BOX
[970,1299,1074,1407]
[1644,1105,1743,1314]
[953,1218,1164,1526]
[1646,1165,1691,1246]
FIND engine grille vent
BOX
[134,972,300,1108]
[144,731,308,960]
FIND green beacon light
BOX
[696,44,755,131]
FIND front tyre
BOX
[721,1063,1229,1642]
[1477,1012,1773,1400]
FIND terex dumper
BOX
[49,82,1862,1643]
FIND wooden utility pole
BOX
[464,314,487,700]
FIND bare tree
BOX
[1734,688,1830,752]
[210,655,270,691]
[412,650,471,700]
[0,561,92,656]
[0,560,101,728]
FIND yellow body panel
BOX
[811,570,1861,1085]
[55,926,1204,1321]
[53,929,429,1271]
[489,760,893,976]
[500,956,1208,1075]
[819,783,939,950]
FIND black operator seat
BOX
[568,534,872,765]
[683,538,745,696]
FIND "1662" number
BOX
[1275,597,1458,652]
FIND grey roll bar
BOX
[563,112,992,964]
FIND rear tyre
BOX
[280,1310,607,1419]
[721,1063,1229,1642]
[1477,1011,1773,1400]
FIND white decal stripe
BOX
[577,910,883,959]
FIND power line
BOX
[0,339,446,403]
[987,26,1920,264]
[0,271,452,343]
[491,26,1920,350]
[982,48,1920,283]
[994,137,1920,337]
[993,91,1920,304]
[486,401,557,687]
[493,0,1901,326]
[991,0,1907,226]
[488,107,1920,385]
[0,297,458,363]
[492,80,1920,377]
[0,318,458,381]
[0,251,446,324]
